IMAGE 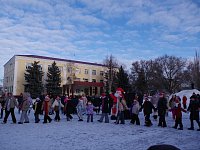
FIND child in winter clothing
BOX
[52,96,64,122]
[86,100,94,122]
[76,96,84,121]
[140,96,156,127]
[130,99,140,125]
[98,93,110,123]
[33,97,42,123]
[172,103,186,130]
[42,95,52,123]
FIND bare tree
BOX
[103,55,118,92]
[155,55,186,93]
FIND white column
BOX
[13,57,18,95]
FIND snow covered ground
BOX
[0,111,200,150]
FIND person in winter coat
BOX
[116,96,129,124]
[76,96,85,121]
[182,95,187,109]
[33,97,42,123]
[42,95,52,123]
[18,93,30,124]
[140,96,156,127]
[86,100,94,122]
[171,103,187,130]
[0,94,6,119]
[169,95,176,120]
[52,96,64,122]
[17,93,23,114]
[187,95,200,131]
[98,93,110,123]
[130,98,140,125]
[3,93,18,124]
[150,94,159,120]
[64,97,74,121]
[157,93,168,127]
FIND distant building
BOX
[3,55,106,96]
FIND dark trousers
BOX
[66,112,73,121]
[158,115,167,127]
[116,111,125,124]
[190,119,200,128]
[87,114,93,122]
[43,114,52,123]
[55,111,60,121]
[34,113,40,123]
[1,108,4,118]
[183,104,187,109]
[174,117,183,128]
[3,108,16,123]
[131,114,140,125]
[145,114,152,126]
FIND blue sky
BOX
[0,0,200,82]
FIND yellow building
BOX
[3,55,106,96]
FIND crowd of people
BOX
[0,88,200,131]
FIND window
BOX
[26,63,32,69]
[92,70,96,75]
[68,67,72,73]
[100,71,104,76]
[100,80,103,83]
[38,65,42,71]
[83,78,88,82]
[76,68,81,74]
[92,79,96,82]
[76,89,80,93]
[85,69,88,74]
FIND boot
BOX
[188,127,194,130]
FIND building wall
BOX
[4,55,106,96]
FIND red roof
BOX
[74,81,104,87]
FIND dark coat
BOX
[34,101,42,114]
[101,96,109,113]
[140,101,155,115]
[187,100,199,120]
[65,100,74,114]
[157,97,168,116]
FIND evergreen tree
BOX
[115,66,130,92]
[24,61,44,98]
[46,61,62,97]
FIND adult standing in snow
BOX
[42,95,52,123]
[52,96,64,122]
[187,94,200,131]
[18,93,30,124]
[0,93,6,119]
[140,96,156,127]
[76,96,84,121]
[3,93,18,124]
[157,93,168,128]
[64,96,74,121]
[98,93,110,123]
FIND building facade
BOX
[3,55,106,96]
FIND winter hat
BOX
[36,98,40,102]
[116,88,125,94]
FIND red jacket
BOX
[175,104,186,118]
[182,96,187,105]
